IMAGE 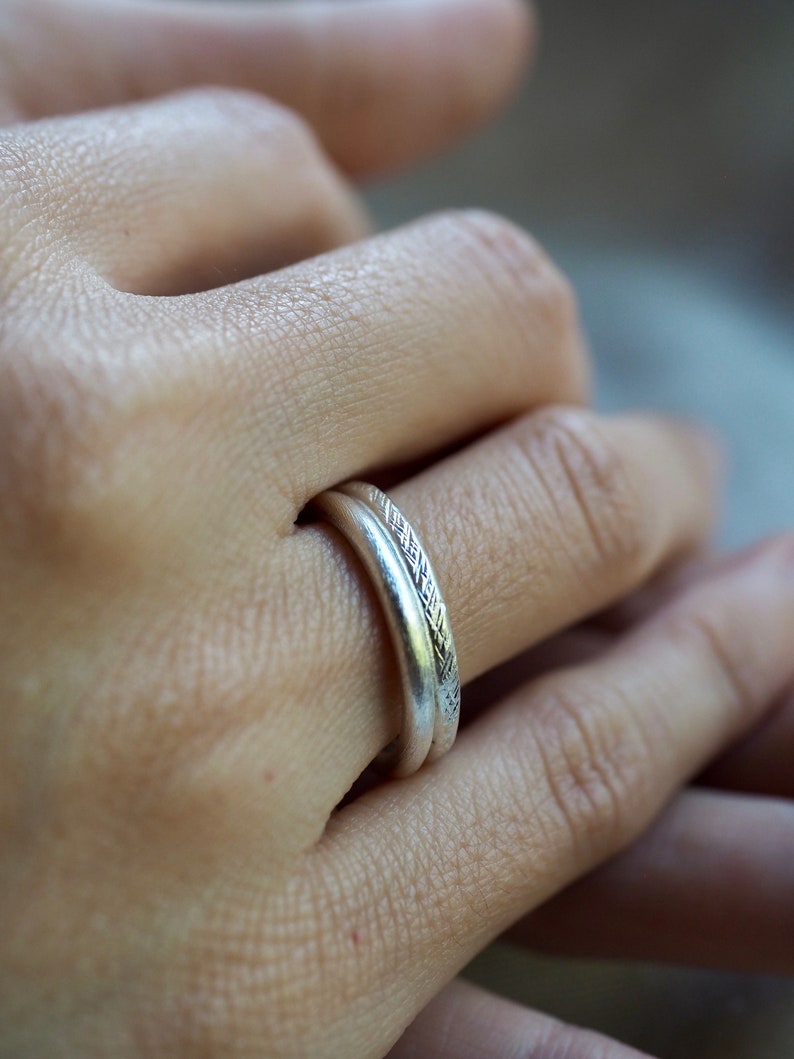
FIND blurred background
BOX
[367,0,794,1055]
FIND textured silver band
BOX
[313,482,460,776]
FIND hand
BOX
[1,4,792,1058]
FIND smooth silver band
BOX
[313,482,460,776]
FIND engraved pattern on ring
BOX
[371,490,460,729]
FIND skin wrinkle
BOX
[456,211,573,333]
[318,747,550,1014]
[528,675,650,867]
[0,137,88,298]
[448,453,553,657]
[546,414,648,574]
[1,126,109,252]
[452,211,586,399]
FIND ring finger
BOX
[293,405,718,794]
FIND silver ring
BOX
[312,481,460,776]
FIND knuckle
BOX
[449,208,562,298]
[0,328,159,572]
[262,104,321,164]
[456,207,578,316]
[433,209,586,396]
[527,406,651,576]
[179,83,271,122]
[531,676,653,860]
[188,85,320,164]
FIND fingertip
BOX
[446,0,536,122]
[434,0,537,150]
[334,0,536,176]
[614,414,726,546]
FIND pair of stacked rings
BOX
[313,482,460,776]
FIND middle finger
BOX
[185,209,590,514]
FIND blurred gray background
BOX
[368,0,793,1055]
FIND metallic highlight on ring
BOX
[312,481,460,776]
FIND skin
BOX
[0,2,791,1057]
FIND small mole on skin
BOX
[351,929,363,946]
[262,769,276,784]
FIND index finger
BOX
[1,0,532,175]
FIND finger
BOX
[469,552,722,716]
[300,404,719,754]
[385,408,719,681]
[463,551,728,721]
[3,90,369,295]
[462,628,611,721]
[631,581,794,799]
[591,548,721,633]
[516,788,794,975]
[188,210,590,505]
[602,552,794,800]
[388,978,653,1059]
[302,536,794,1049]
[1,0,532,175]
[293,406,717,788]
